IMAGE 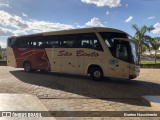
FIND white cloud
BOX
[85,17,104,27]
[0,10,74,36]
[0,11,107,37]
[22,12,28,17]
[27,20,74,33]
[0,3,10,7]
[152,22,160,34]
[147,16,155,20]
[81,0,121,7]
[0,27,14,36]
[0,41,6,48]
[106,11,109,15]
[0,10,28,29]
[125,16,133,23]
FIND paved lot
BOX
[0,66,160,120]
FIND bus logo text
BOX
[58,50,99,57]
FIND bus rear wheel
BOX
[40,70,46,73]
[90,67,103,80]
[23,62,33,73]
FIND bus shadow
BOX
[10,70,160,107]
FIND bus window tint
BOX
[44,36,60,48]
[61,35,76,48]
[38,41,43,47]
[116,43,129,61]
[19,38,30,48]
[112,40,130,62]
[79,33,103,51]
[8,33,103,50]
[99,32,128,47]
[8,38,19,48]
[30,37,43,48]
[99,32,128,55]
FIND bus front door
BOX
[114,60,129,79]
[113,41,130,79]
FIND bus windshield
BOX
[130,42,139,65]
[99,32,139,65]
[99,32,128,48]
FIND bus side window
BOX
[7,38,12,47]
[60,35,76,48]
[61,42,69,48]
[34,42,38,47]
[115,43,129,62]
[38,41,43,48]
[94,41,103,51]
[19,38,30,48]
[8,38,19,48]
[44,36,60,48]
[50,41,58,48]
[80,33,103,51]
[82,40,93,48]
[30,37,42,48]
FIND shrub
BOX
[140,63,160,68]
[0,61,7,66]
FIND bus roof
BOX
[10,27,127,38]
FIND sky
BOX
[0,0,160,48]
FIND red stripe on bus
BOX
[13,48,51,71]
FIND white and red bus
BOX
[7,27,140,80]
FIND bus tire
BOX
[23,62,33,73]
[40,70,46,73]
[90,67,103,80]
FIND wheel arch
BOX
[23,59,31,67]
[87,64,103,74]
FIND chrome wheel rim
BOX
[94,71,101,78]
[25,63,30,71]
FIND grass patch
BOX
[0,60,7,66]
[0,59,6,61]
[140,61,160,68]
[141,61,160,64]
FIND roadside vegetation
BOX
[140,61,160,68]
[132,24,160,65]
[141,61,160,64]
[0,45,7,66]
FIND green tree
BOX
[0,52,2,59]
[132,24,154,61]
[142,45,148,53]
[150,37,160,63]
[0,45,1,59]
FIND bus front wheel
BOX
[90,67,103,80]
[23,62,33,73]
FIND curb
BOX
[141,95,160,111]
